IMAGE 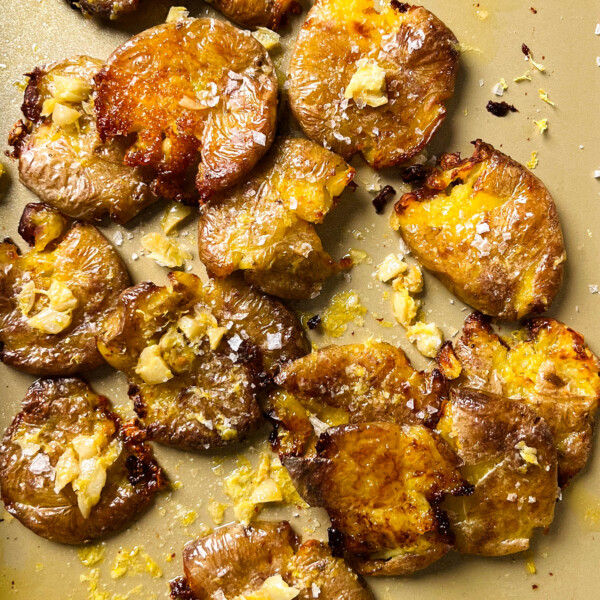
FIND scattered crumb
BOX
[538,89,555,106]
[321,291,367,337]
[533,119,548,134]
[526,151,539,170]
[514,71,532,83]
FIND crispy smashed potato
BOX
[8,56,156,223]
[437,388,558,556]
[210,0,300,30]
[288,0,459,168]
[268,340,446,457]
[175,521,373,600]
[66,0,139,19]
[0,378,165,544]
[98,271,307,450]
[198,137,355,299]
[95,18,278,201]
[391,140,566,320]
[286,423,468,576]
[438,313,600,485]
[0,203,130,375]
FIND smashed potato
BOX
[175,521,373,600]
[268,340,446,457]
[198,137,355,299]
[0,378,165,544]
[288,0,459,168]
[209,0,300,30]
[0,203,130,375]
[66,0,139,19]
[437,388,558,556]
[95,18,278,201]
[8,56,156,223]
[287,423,469,576]
[98,271,307,450]
[438,313,600,485]
[391,140,566,320]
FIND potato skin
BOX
[437,388,557,556]
[198,137,355,300]
[94,18,278,201]
[210,0,300,30]
[391,140,566,320]
[8,56,156,223]
[438,313,600,486]
[0,378,165,545]
[0,203,130,375]
[288,0,459,168]
[67,0,139,19]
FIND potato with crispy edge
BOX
[65,0,139,19]
[285,422,469,576]
[391,140,566,320]
[172,521,373,600]
[94,18,278,201]
[210,0,300,30]
[198,137,355,299]
[437,313,600,485]
[437,388,558,555]
[8,56,156,223]
[0,203,130,375]
[268,340,446,457]
[0,378,165,545]
[288,0,459,168]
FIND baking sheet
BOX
[1,1,600,598]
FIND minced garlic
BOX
[344,58,388,108]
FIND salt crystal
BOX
[228,334,243,351]
[507,493,518,502]
[266,332,282,350]
[589,285,599,294]
[30,453,52,475]
[252,131,267,146]
[476,222,490,234]
[113,231,124,246]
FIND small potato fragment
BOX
[94,18,278,201]
[0,378,165,544]
[438,313,600,485]
[209,0,300,30]
[8,56,156,223]
[288,0,459,168]
[176,521,373,600]
[269,340,446,457]
[437,388,558,556]
[286,423,468,576]
[198,137,355,300]
[391,140,566,320]
[0,203,130,375]
[66,0,139,20]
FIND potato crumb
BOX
[321,291,367,337]
[208,500,228,526]
[392,287,419,328]
[141,233,191,268]
[252,27,281,51]
[110,546,163,580]
[516,440,540,466]
[78,544,106,567]
[406,322,444,358]
[347,248,370,265]
[377,254,407,282]
[344,58,388,108]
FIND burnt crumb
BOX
[339,255,353,270]
[125,454,154,486]
[532,584,539,590]
[328,527,346,557]
[347,180,358,192]
[400,164,429,185]
[391,1,410,12]
[372,185,396,214]
[530,7,538,14]
[486,100,518,117]
[307,314,321,330]
[522,43,531,56]
[433,507,453,540]
[169,577,198,600]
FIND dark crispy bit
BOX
[8,56,156,223]
[288,0,459,168]
[371,185,396,214]
[180,521,373,599]
[0,378,165,545]
[209,0,300,30]
[391,140,566,320]
[67,0,139,19]
[0,203,130,375]
[94,18,278,201]
[306,314,321,330]
[437,388,557,555]
[198,137,355,300]
[438,313,600,485]
[486,100,518,117]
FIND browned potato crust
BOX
[0,378,165,545]
[198,137,355,300]
[285,422,469,576]
[391,140,566,320]
[94,18,278,201]
[210,0,300,30]
[288,0,459,168]
[438,313,600,485]
[437,388,557,556]
[8,56,156,223]
[72,0,138,19]
[269,341,446,457]
[178,521,373,600]
[0,203,130,375]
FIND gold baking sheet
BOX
[1,1,600,598]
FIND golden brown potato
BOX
[438,313,600,485]
[94,18,278,201]
[437,388,558,556]
[198,137,355,300]
[391,140,566,320]
[285,422,469,576]
[210,0,300,30]
[98,271,307,450]
[0,378,165,545]
[0,203,130,375]
[268,340,446,457]
[8,56,156,223]
[288,0,459,168]
[176,521,373,600]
